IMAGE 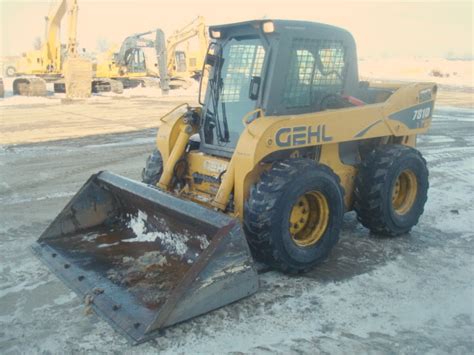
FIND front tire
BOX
[244,159,345,273]
[141,149,163,186]
[354,144,429,236]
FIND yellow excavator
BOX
[94,29,168,92]
[166,16,208,83]
[12,0,90,96]
[95,17,208,91]
[12,0,121,96]
[33,20,436,343]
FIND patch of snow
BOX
[196,235,210,250]
[53,292,77,306]
[97,242,120,248]
[0,279,50,298]
[155,255,168,267]
[90,80,199,100]
[199,264,251,289]
[0,95,60,107]
[0,191,75,205]
[82,232,99,242]
[417,135,456,144]
[435,107,474,122]
[359,57,473,87]
[0,75,198,107]
[124,210,189,257]
[126,210,160,243]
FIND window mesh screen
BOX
[221,44,265,103]
[283,38,346,108]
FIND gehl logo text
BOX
[275,124,333,147]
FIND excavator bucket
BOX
[32,171,258,344]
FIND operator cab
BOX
[198,19,359,158]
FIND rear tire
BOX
[244,159,345,273]
[354,144,429,236]
[142,149,163,186]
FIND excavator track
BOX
[92,78,124,94]
[13,77,48,96]
[169,77,193,90]
[54,78,124,95]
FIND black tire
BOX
[354,144,429,236]
[244,159,345,273]
[141,149,163,186]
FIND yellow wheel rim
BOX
[289,191,329,247]
[392,169,418,215]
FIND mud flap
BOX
[32,171,258,344]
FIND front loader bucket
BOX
[32,171,258,344]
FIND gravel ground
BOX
[0,106,473,354]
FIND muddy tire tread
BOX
[354,144,429,236]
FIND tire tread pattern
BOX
[141,149,163,185]
[244,158,342,273]
[354,144,428,236]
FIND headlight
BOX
[210,30,221,39]
[262,21,275,33]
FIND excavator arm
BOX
[166,16,207,75]
[65,0,79,57]
[43,0,67,70]
[42,0,78,70]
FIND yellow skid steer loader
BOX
[33,20,436,343]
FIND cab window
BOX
[283,39,346,109]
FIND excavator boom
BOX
[166,16,208,77]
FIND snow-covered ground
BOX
[0,105,472,353]
[1,57,472,107]
[359,57,473,88]
[0,77,200,107]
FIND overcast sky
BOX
[0,0,472,59]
